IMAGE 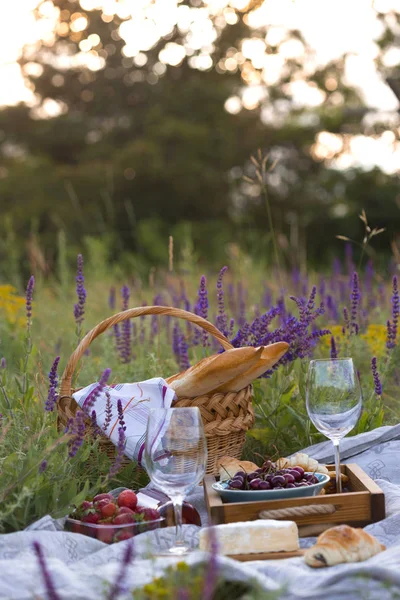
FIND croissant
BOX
[304,525,385,568]
[276,452,329,475]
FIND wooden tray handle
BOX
[59,305,234,398]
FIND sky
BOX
[1,0,400,171]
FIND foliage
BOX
[1,242,399,533]
[0,2,399,274]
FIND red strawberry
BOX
[100,502,117,518]
[81,511,101,524]
[95,499,112,512]
[117,490,138,510]
[117,506,135,515]
[80,500,93,511]
[112,513,135,525]
[113,529,134,543]
[137,507,160,522]
[96,527,115,544]
[93,493,114,504]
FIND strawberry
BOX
[136,507,160,522]
[80,500,93,511]
[117,506,134,515]
[113,529,134,543]
[100,502,117,518]
[93,493,114,504]
[95,498,112,512]
[96,527,115,544]
[81,511,101,524]
[117,489,138,510]
[112,513,135,525]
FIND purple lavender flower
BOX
[330,336,338,359]
[67,411,86,458]
[117,399,127,431]
[25,275,34,325]
[39,460,47,474]
[32,542,61,600]
[120,286,131,363]
[216,266,229,336]
[0,357,5,369]
[202,526,219,600]
[178,335,190,371]
[73,255,86,326]
[45,356,60,412]
[63,417,73,434]
[387,275,399,349]
[113,323,122,356]
[371,357,382,397]
[350,272,360,335]
[195,275,209,347]
[343,306,350,335]
[90,410,102,438]
[109,286,116,310]
[103,390,113,432]
[106,540,134,600]
[107,426,126,480]
[83,368,111,415]
[386,320,394,350]
[172,323,181,360]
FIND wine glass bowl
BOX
[145,407,207,555]
[306,358,362,493]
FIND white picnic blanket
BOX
[2,425,400,599]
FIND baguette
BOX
[211,342,289,392]
[167,346,264,398]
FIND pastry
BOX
[217,456,259,481]
[304,524,385,567]
[324,471,349,494]
[199,519,299,555]
[276,452,329,475]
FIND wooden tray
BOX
[204,464,385,537]
[228,549,305,562]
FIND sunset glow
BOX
[1,0,400,171]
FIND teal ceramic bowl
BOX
[212,472,330,503]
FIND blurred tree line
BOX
[0,0,400,280]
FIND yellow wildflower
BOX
[0,285,25,327]
[361,324,387,357]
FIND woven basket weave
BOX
[58,306,254,475]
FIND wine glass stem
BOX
[333,439,342,493]
[173,498,184,547]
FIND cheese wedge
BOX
[199,519,299,555]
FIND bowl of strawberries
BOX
[65,488,164,544]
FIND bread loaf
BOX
[304,525,385,567]
[211,341,289,393]
[217,456,259,481]
[167,346,264,398]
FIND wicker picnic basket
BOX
[58,306,255,475]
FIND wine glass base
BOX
[166,545,190,556]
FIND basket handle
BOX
[59,305,234,398]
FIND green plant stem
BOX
[261,181,283,289]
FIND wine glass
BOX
[306,358,362,493]
[144,407,207,555]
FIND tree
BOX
[0,0,399,272]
